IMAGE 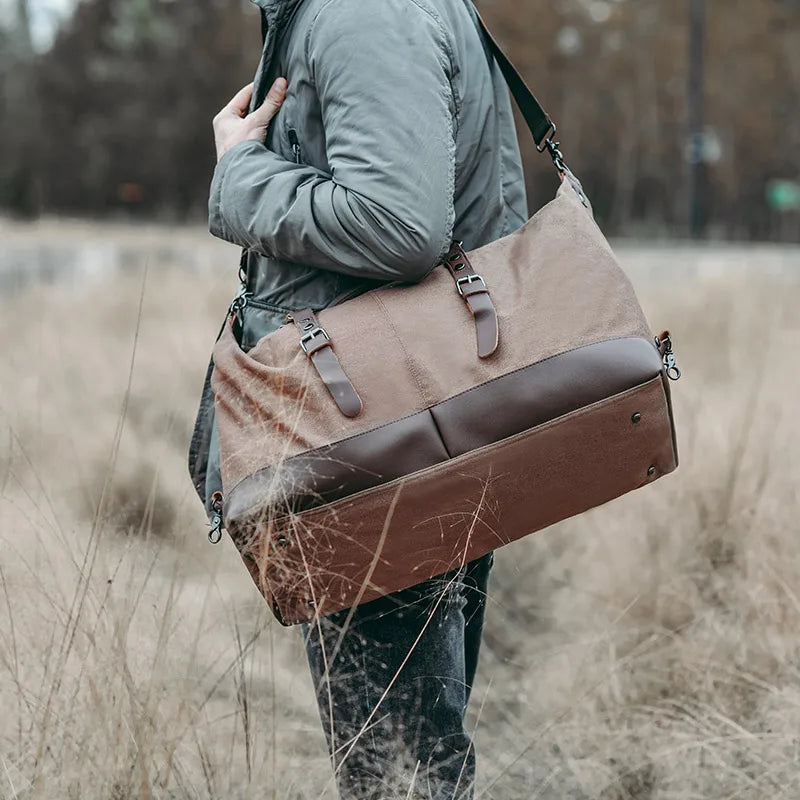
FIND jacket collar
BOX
[249,0,305,26]
[247,0,305,109]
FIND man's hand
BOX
[213,78,287,162]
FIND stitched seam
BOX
[424,335,657,415]
[402,0,459,264]
[265,375,666,524]
[442,81,457,265]
[403,1,460,261]
[498,129,509,236]
[303,0,335,78]
[245,297,296,315]
[372,292,431,406]
[427,407,453,459]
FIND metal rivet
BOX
[276,535,290,548]
[453,263,465,271]
[647,465,656,476]
[632,413,642,424]
[307,599,317,609]
[303,321,313,331]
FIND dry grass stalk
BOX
[0,230,798,798]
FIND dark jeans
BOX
[303,553,494,800]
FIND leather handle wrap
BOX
[291,309,363,418]
[445,242,499,359]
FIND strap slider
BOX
[535,122,557,152]
[456,274,487,298]
[300,326,331,355]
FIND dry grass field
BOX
[1,221,799,799]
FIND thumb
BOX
[247,77,288,130]
[226,82,254,117]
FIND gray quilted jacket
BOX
[189,0,528,515]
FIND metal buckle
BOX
[535,121,557,153]
[534,120,570,176]
[300,326,330,355]
[544,138,567,174]
[456,274,487,297]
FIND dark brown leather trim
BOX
[465,291,499,359]
[444,242,499,358]
[225,336,663,526]
[224,408,450,524]
[290,307,363,418]
[432,335,662,457]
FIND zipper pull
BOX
[208,492,224,545]
[229,284,252,318]
[287,128,302,164]
[655,331,681,381]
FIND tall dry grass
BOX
[0,228,798,799]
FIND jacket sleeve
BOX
[208,0,457,283]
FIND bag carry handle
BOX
[471,6,569,174]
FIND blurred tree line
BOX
[1,0,799,239]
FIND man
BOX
[189,0,527,795]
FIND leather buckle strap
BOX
[299,326,330,355]
[445,243,499,359]
[289,309,363,418]
[456,273,487,298]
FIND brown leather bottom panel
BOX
[232,375,677,625]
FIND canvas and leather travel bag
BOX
[207,13,681,626]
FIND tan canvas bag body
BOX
[208,13,680,625]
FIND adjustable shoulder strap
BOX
[471,6,562,161]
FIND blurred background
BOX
[2,0,800,238]
[1,2,800,798]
